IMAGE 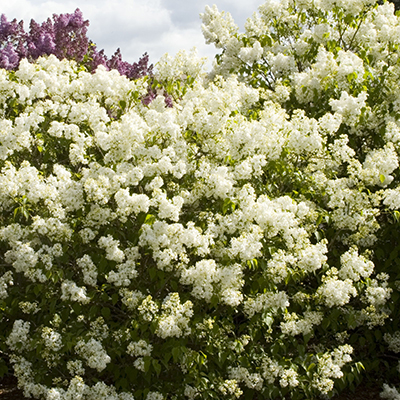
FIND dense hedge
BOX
[1,1,400,399]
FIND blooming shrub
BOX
[1,0,400,399]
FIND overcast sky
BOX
[0,0,263,69]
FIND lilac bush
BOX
[3,1,400,399]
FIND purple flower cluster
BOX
[0,9,152,80]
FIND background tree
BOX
[0,9,152,79]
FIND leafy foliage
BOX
[1,1,400,399]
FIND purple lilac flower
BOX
[142,90,157,106]
[87,43,108,71]
[164,95,174,108]
[27,18,54,59]
[0,14,24,43]
[0,43,19,70]
[52,9,89,62]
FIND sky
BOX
[0,0,263,69]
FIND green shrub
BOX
[1,1,400,399]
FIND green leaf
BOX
[116,377,128,390]
[307,362,316,371]
[347,372,354,384]
[143,356,151,373]
[112,293,119,305]
[34,285,42,296]
[149,267,157,281]
[144,214,156,225]
[72,303,81,314]
[172,347,181,363]
[101,307,111,319]
[222,198,235,215]
[152,359,161,376]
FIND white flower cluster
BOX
[384,331,400,353]
[261,357,299,388]
[6,320,31,352]
[76,255,98,286]
[364,277,392,307]
[0,270,13,299]
[18,301,40,314]
[88,317,109,340]
[156,293,193,339]
[243,290,290,317]
[41,327,62,352]
[217,379,243,398]
[127,339,153,357]
[61,280,90,304]
[107,247,139,287]
[139,220,213,271]
[338,247,374,282]
[66,360,85,376]
[75,338,111,372]
[145,391,164,400]
[155,48,206,82]
[127,339,153,372]
[312,345,353,394]
[180,260,244,306]
[317,269,357,307]
[280,311,323,336]
[228,366,264,391]
[138,295,159,322]
[98,235,125,263]
[119,288,145,311]
[381,384,400,400]
[10,355,134,400]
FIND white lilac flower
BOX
[156,293,193,339]
[41,327,62,352]
[18,301,39,314]
[0,271,13,299]
[280,311,323,336]
[317,274,357,307]
[338,247,374,282]
[6,320,31,351]
[218,379,242,398]
[76,254,98,286]
[61,280,90,304]
[380,384,400,400]
[200,5,239,49]
[75,339,111,372]
[279,368,300,388]
[138,295,159,322]
[127,340,153,357]
[180,259,218,301]
[119,288,145,311]
[228,366,263,391]
[98,235,125,263]
[66,360,85,376]
[329,91,367,126]
[312,345,353,394]
[243,291,289,317]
